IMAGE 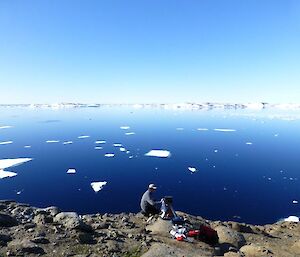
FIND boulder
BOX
[31,236,50,244]
[0,213,18,227]
[146,219,173,236]
[240,244,272,257]
[77,233,96,244]
[8,239,45,255]
[44,206,60,216]
[54,212,92,232]
[33,213,53,225]
[215,226,246,250]
[0,233,12,246]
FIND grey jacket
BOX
[140,189,159,211]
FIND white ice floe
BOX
[46,140,60,143]
[126,151,130,154]
[293,200,298,204]
[129,156,133,159]
[0,126,13,129]
[24,145,31,148]
[91,181,107,192]
[120,147,126,152]
[145,150,171,158]
[176,128,184,131]
[63,141,73,145]
[95,140,106,144]
[188,167,197,173]
[0,141,13,145]
[284,216,299,222]
[246,142,253,145]
[120,126,130,130]
[0,158,32,170]
[78,135,90,139]
[214,149,218,153]
[94,146,103,150]
[125,132,135,135]
[113,143,122,147]
[104,153,115,157]
[197,128,209,131]
[0,170,17,179]
[213,129,236,132]
[67,169,76,174]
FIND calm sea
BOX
[0,106,300,224]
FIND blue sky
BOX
[0,0,299,104]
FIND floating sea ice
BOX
[95,140,106,144]
[293,200,298,204]
[24,145,31,148]
[246,142,253,145]
[67,168,76,174]
[104,153,115,157]
[125,132,135,135]
[0,158,32,170]
[214,149,218,153]
[145,150,171,158]
[176,128,184,131]
[78,135,90,139]
[188,167,197,173]
[63,141,73,145]
[213,128,236,132]
[94,146,103,150]
[120,147,126,152]
[46,140,60,143]
[0,170,17,179]
[91,181,107,192]
[16,191,22,195]
[0,126,13,129]
[113,143,122,147]
[197,128,209,131]
[129,156,133,159]
[120,126,130,130]
[284,216,299,222]
[274,134,279,137]
[0,141,13,145]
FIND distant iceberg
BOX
[246,142,253,145]
[63,141,73,145]
[188,167,197,173]
[0,170,17,179]
[24,145,32,148]
[78,135,90,139]
[120,126,130,130]
[113,143,122,147]
[91,181,107,192]
[0,158,32,179]
[46,140,60,143]
[0,158,32,170]
[104,153,115,157]
[67,168,76,174]
[94,146,103,150]
[0,141,13,145]
[214,129,236,132]
[125,132,135,135]
[95,140,106,144]
[0,126,13,129]
[284,216,299,222]
[145,150,171,158]
[197,128,209,131]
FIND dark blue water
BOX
[0,106,300,224]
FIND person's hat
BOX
[148,183,157,190]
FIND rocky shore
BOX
[0,200,300,257]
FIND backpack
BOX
[196,225,219,245]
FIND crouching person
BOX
[140,184,160,216]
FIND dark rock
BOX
[31,236,50,244]
[77,233,96,244]
[0,213,18,227]
[215,226,246,252]
[24,223,36,229]
[8,239,45,255]
[0,234,12,246]
[44,206,60,216]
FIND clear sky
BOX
[0,0,299,104]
